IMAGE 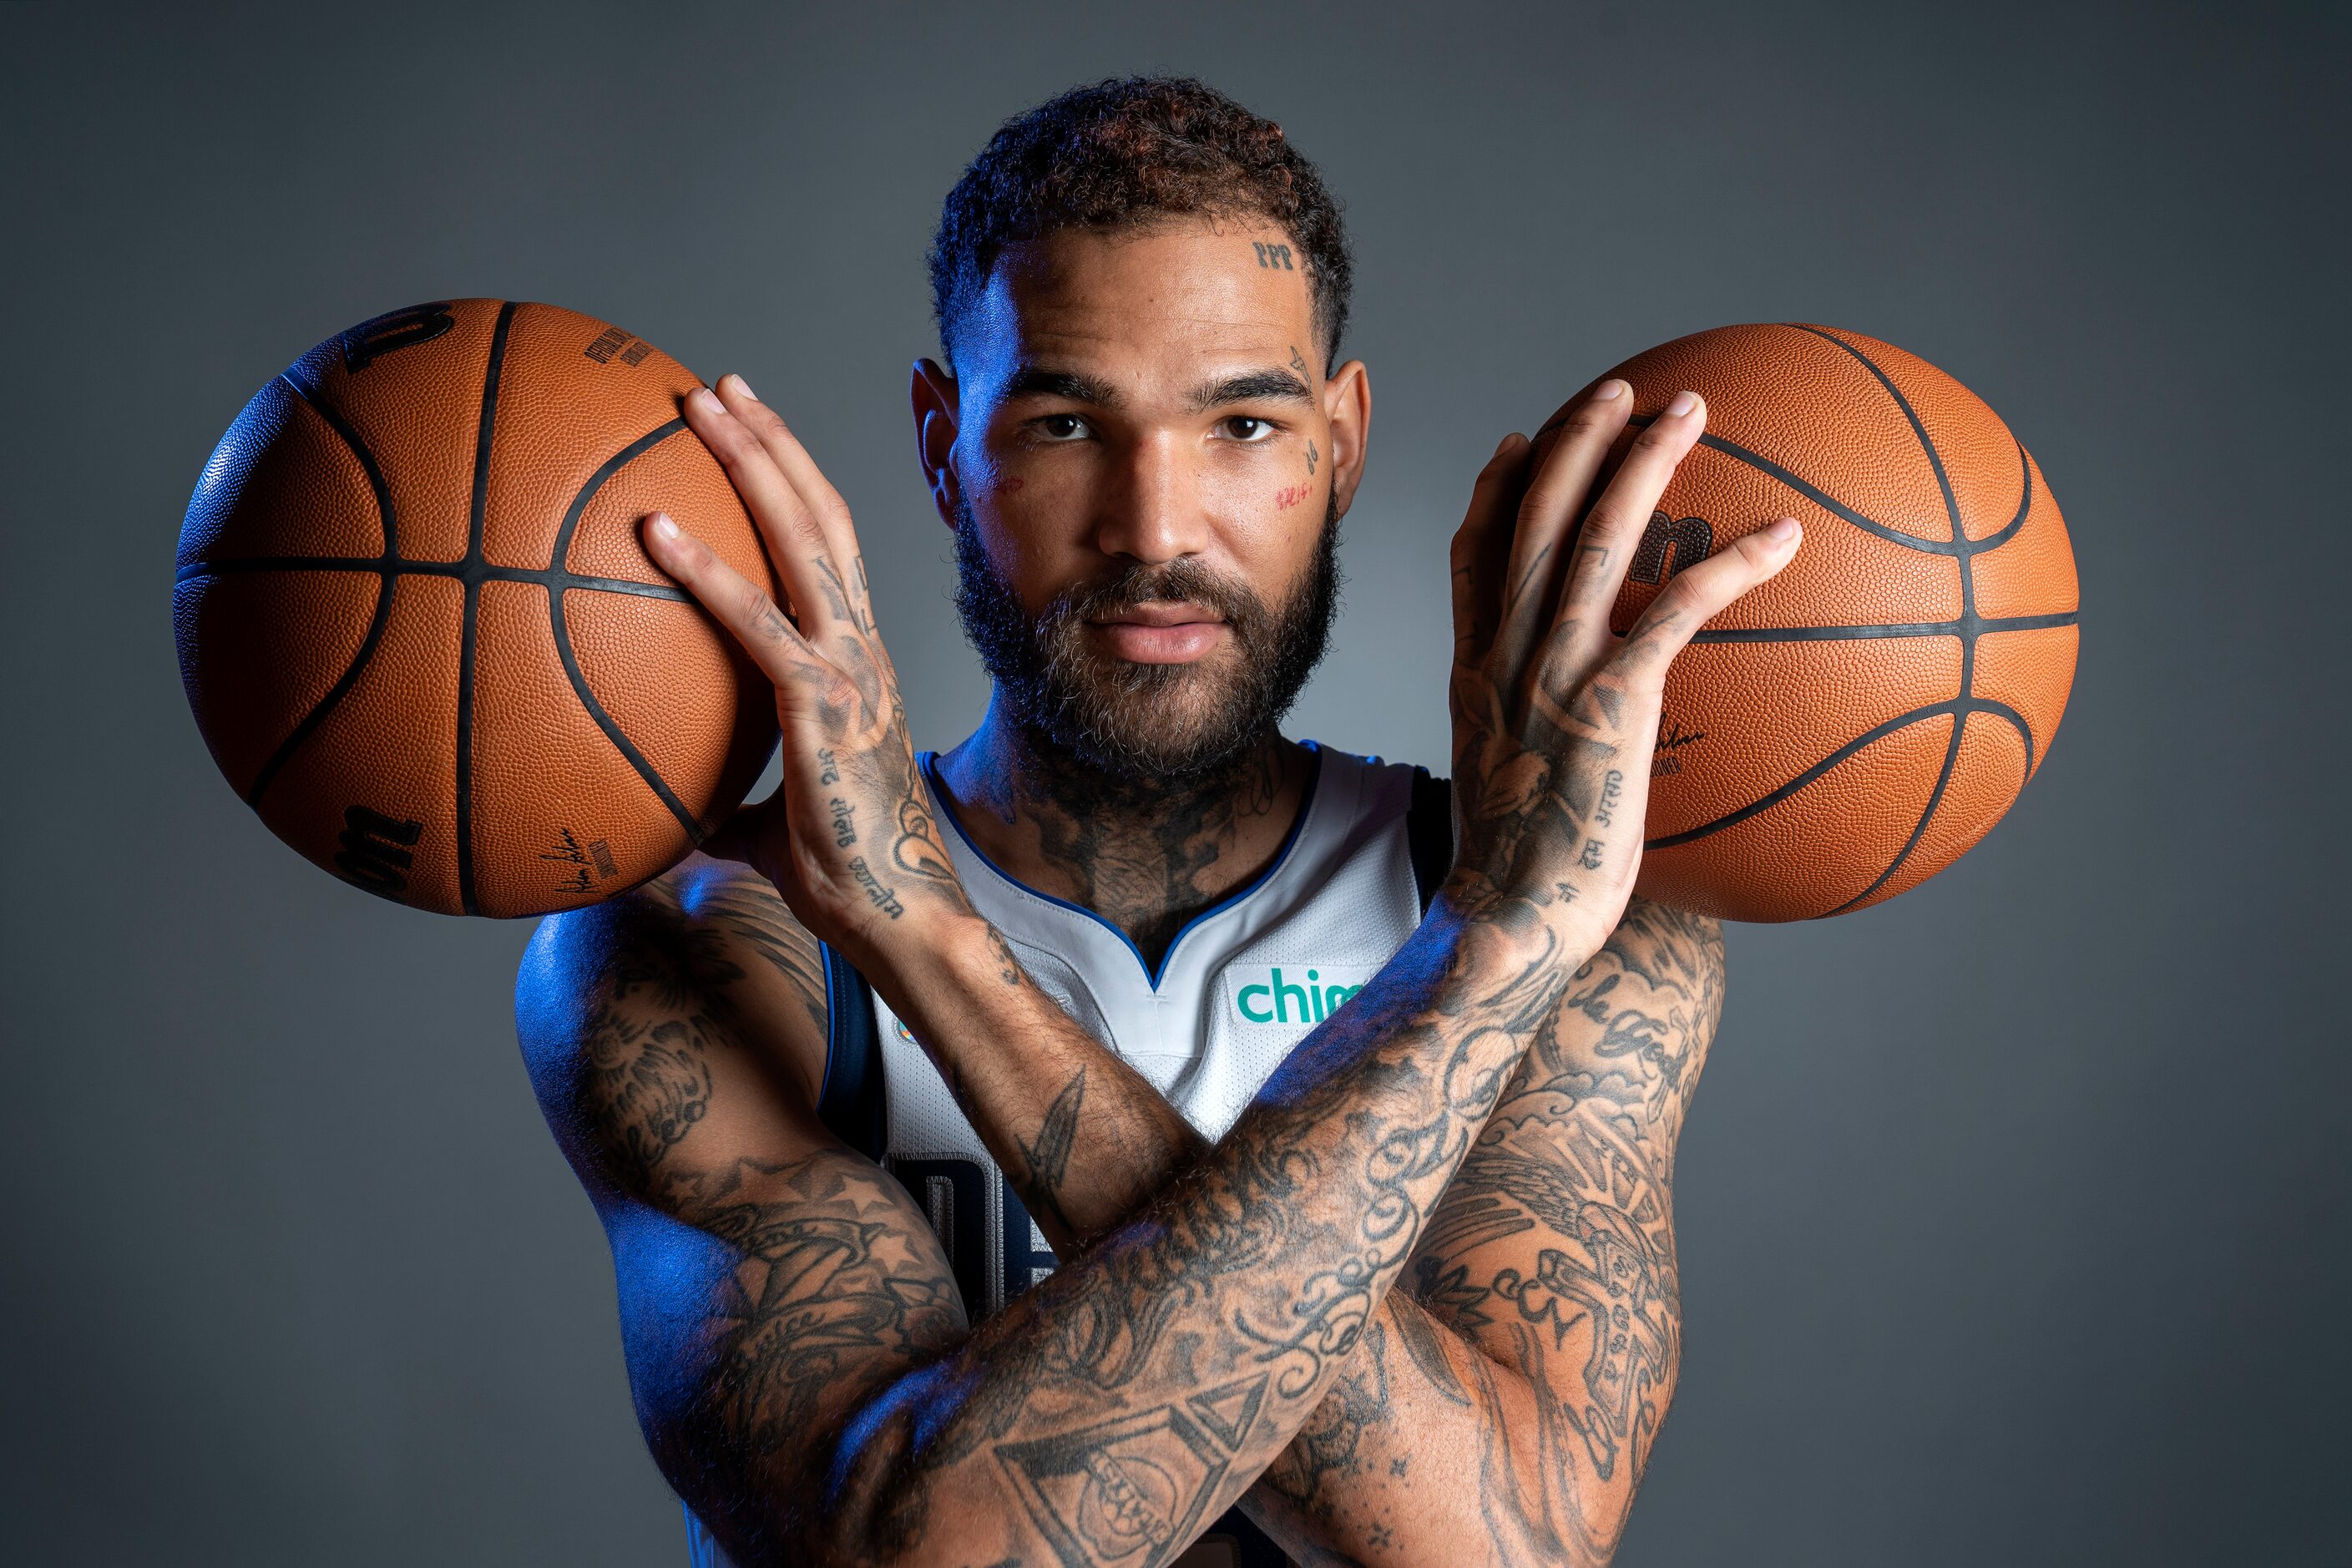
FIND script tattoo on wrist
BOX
[847,856,905,919]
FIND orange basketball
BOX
[1594,323,2080,922]
[175,299,779,917]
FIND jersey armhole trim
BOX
[1407,767,1454,918]
[816,942,886,1160]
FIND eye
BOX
[1217,416,1277,443]
[1035,412,1091,442]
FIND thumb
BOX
[699,796,780,866]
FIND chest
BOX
[873,752,1421,1321]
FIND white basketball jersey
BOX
[878,742,1429,1318]
[686,741,1446,1568]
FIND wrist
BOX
[1429,876,1611,978]
[846,908,1019,1040]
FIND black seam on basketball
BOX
[1974,443,2036,551]
[245,372,401,807]
[172,554,692,604]
[1789,326,2019,917]
[1965,698,2037,779]
[545,419,705,842]
[547,418,689,573]
[1643,701,1956,851]
[1690,610,2079,644]
[453,301,518,916]
[1785,325,1965,543]
[1825,703,1967,917]
[1630,413,1958,556]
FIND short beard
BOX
[953,493,1342,786]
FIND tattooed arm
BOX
[603,373,1795,1565]
[517,857,969,1560]
[1245,898,1725,1565]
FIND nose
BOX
[1091,427,1210,566]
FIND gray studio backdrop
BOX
[4,4,2344,1564]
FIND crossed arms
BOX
[518,865,1723,1566]
[515,372,1793,1565]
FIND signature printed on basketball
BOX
[541,827,620,891]
[1653,720,1706,778]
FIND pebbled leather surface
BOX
[176,298,781,916]
[1565,322,2081,922]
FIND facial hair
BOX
[952,490,1343,785]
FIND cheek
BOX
[972,489,1090,607]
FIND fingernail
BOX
[1592,379,1627,402]
[650,512,680,540]
[1494,433,1515,457]
[690,386,721,412]
[1667,390,1701,418]
[725,373,756,401]
[1765,516,1799,543]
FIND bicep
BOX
[608,1144,967,1559]
[518,873,969,1557]
[1404,899,1723,1497]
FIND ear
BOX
[911,357,963,529]
[1322,358,1373,519]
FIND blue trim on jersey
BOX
[918,741,1328,991]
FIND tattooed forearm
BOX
[812,908,1577,1559]
[1012,1070,1087,1235]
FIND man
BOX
[516,77,1800,1567]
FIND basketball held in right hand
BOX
[1440,381,1801,963]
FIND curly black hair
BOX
[928,76,1353,374]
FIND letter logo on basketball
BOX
[338,302,454,372]
[1630,510,1713,584]
[333,805,422,896]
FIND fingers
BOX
[708,375,876,628]
[1548,388,1709,671]
[1490,380,1635,681]
[1616,516,1803,683]
[1449,433,1532,666]
[681,381,858,640]
[641,508,829,690]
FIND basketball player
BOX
[516,78,1801,1567]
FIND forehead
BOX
[958,218,1314,392]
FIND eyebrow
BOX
[1003,366,1124,407]
[1188,368,1314,412]
[998,363,1316,414]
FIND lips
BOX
[1085,601,1228,664]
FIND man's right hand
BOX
[640,375,979,979]
[1444,379,1802,962]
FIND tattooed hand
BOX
[1444,382,1800,960]
[644,375,974,970]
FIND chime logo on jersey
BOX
[1225,965,1378,1029]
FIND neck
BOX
[930,696,1316,972]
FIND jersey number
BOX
[887,1156,1060,1318]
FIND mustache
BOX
[1047,558,1263,634]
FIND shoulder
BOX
[515,857,834,1193]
